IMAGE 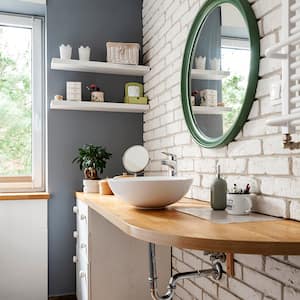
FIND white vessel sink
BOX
[108,176,193,209]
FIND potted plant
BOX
[72,144,112,193]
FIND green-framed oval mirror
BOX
[181,0,260,148]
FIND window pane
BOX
[0,26,32,176]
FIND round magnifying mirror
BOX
[122,145,150,174]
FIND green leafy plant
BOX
[72,144,112,180]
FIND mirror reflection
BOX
[191,4,250,139]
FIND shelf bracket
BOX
[148,243,223,300]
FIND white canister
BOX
[195,56,206,70]
[79,46,91,61]
[91,91,104,102]
[66,81,82,101]
[209,58,221,71]
[200,89,218,107]
[83,179,100,193]
[60,44,72,60]
[226,194,252,215]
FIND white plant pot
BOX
[83,179,100,193]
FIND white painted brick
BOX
[184,280,202,300]
[173,247,183,261]
[218,158,247,174]
[182,145,201,157]
[218,288,240,300]
[252,196,289,218]
[256,75,281,98]
[234,254,264,271]
[174,132,191,145]
[202,147,227,158]
[252,0,281,18]
[249,100,260,119]
[262,7,281,35]
[259,57,281,77]
[243,267,282,299]
[288,256,300,268]
[178,159,194,171]
[175,285,193,300]
[284,287,300,300]
[243,119,278,137]
[191,186,210,202]
[260,177,300,199]
[292,157,300,176]
[143,1,300,299]
[248,157,290,175]
[194,159,216,173]
[228,278,262,300]
[195,277,218,298]
[265,257,300,288]
[183,251,201,269]
[290,200,300,221]
[202,293,215,300]
[228,140,262,157]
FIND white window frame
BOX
[0,13,45,192]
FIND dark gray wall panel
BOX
[47,0,143,295]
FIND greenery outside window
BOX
[0,13,45,192]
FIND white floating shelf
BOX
[51,58,150,76]
[50,100,149,113]
[192,106,232,115]
[191,69,230,80]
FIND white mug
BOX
[79,46,91,61]
[226,194,252,215]
[195,56,206,70]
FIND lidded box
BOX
[106,42,140,65]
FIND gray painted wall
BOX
[47,0,143,296]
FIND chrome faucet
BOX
[161,152,177,177]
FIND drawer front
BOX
[77,258,89,300]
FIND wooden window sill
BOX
[0,192,50,201]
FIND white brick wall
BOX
[143,0,300,299]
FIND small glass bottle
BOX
[210,165,227,210]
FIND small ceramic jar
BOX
[200,89,218,106]
[59,44,72,60]
[79,46,91,61]
[91,91,104,102]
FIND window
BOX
[221,37,251,133]
[0,13,45,192]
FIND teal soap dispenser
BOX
[210,165,227,210]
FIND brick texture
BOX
[143,0,300,299]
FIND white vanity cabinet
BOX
[74,199,90,300]
[74,197,170,300]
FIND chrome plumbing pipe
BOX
[148,243,223,300]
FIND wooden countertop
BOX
[76,192,300,255]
